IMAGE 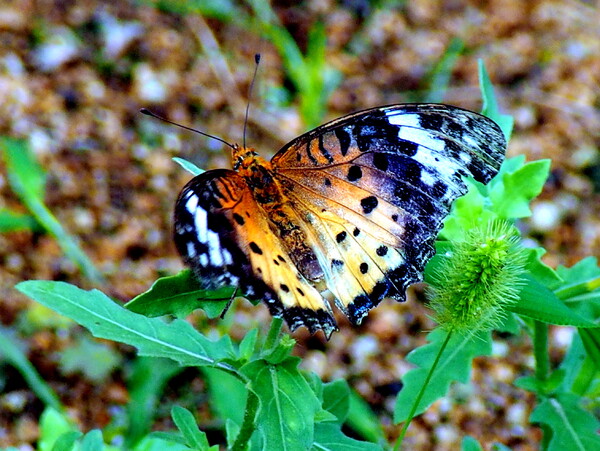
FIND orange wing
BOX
[272,104,506,324]
[174,169,338,336]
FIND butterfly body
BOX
[174,104,506,338]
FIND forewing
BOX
[272,104,506,324]
[174,169,338,337]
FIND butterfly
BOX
[173,104,506,338]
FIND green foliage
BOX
[0,326,63,412]
[126,269,233,319]
[394,329,492,423]
[6,43,600,451]
[424,37,465,103]
[17,280,380,449]
[0,137,103,284]
[172,157,205,176]
[59,336,122,383]
[248,0,341,128]
[530,393,600,451]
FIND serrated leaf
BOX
[513,275,599,327]
[322,379,351,423]
[438,180,497,241]
[172,406,210,450]
[478,60,513,141]
[530,393,600,451]
[525,247,563,288]
[489,158,551,219]
[173,157,205,176]
[126,269,232,319]
[241,358,321,450]
[17,281,235,367]
[311,423,382,451]
[394,329,492,423]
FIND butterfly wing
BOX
[271,104,506,325]
[174,169,338,337]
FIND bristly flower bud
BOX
[427,220,527,333]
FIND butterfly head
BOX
[232,145,260,171]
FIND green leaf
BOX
[488,157,551,219]
[530,393,600,451]
[172,157,205,176]
[311,423,382,450]
[579,329,600,370]
[17,281,235,367]
[172,406,211,450]
[202,367,247,427]
[80,430,105,451]
[241,358,321,450]
[1,138,103,283]
[1,136,46,200]
[525,247,563,288]
[322,379,351,423]
[0,208,39,232]
[125,357,182,447]
[0,326,63,412]
[512,275,599,327]
[345,389,385,444]
[126,269,232,319]
[51,431,82,451]
[478,60,513,141]
[38,408,77,451]
[461,436,483,451]
[438,180,497,241]
[59,335,122,383]
[559,332,599,396]
[394,329,492,423]
[425,37,464,103]
[554,257,600,318]
[238,328,258,361]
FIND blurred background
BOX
[0,0,599,449]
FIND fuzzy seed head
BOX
[427,220,527,333]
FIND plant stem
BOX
[394,330,453,450]
[533,320,549,382]
[262,317,283,353]
[231,389,259,451]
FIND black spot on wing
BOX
[249,242,263,255]
[347,165,362,182]
[336,231,347,243]
[360,196,378,214]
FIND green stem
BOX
[394,330,453,450]
[533,320,549,382]
[231,389,259,451]
[262,317,283,353]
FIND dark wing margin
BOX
[273,103,507,326]
[174,169,338,337]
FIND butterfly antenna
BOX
[243,53,261,149]
[140,108,235,149]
